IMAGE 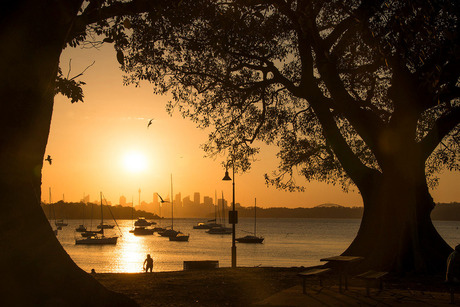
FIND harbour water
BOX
[55,218,460,273]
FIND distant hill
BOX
[314,203,344,208]
[236,205,363,219]
[41,201,159,220]
[236,202,460,220]
[40,201,460,220]
[431,202,460,221]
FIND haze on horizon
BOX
[42,45,460,208]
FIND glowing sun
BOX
[122,151,148,173]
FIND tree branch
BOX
[420,106,460,161]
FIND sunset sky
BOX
[41,44,460,209]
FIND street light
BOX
[223,162,237,268]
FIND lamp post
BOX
[223,162,237,268]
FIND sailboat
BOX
[158,174,189,241]
[48,187,58,236]
[236,198,264,243]
[130,195,154,236]
[206,192,232,235]
[55,194,68,228]
[75,197,87,232]
[193,191,223,229]
[75,192,118,245]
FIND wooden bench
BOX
[298,268,331,294]
[355,270,388,296]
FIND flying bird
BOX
[45,155,52,165]
[157,193,169,203]
[147,118,154,128]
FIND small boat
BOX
[134,217,156,227]
[152,226,167,233]
[193,219,222,229]
[75,192,118,245]
[75,224,87,232]
[159,228,180,238]
[55,219,68,227]
[206,192,231,234]
[206,226,232,234]
[159,174,189,240]
[193,222,208,229]
[236,198,264,244]
[129,199,155,235]
[81,230,103,237]
[169,232,189,241]
[132,226,155,236]
[97,223,114,229]
[75,235,117,245]
[235,235,264,243]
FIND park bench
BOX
[355,270,388,296]
[298,267,331,294]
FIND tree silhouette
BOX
[119,0,459,273]
[0,0,182,305]
[0,0,458,304]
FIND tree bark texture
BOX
[341,131,452,273]
[0,1,137,305]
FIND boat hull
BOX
[97,224,115,229]
[159,229,180,237]
[134,218,156,227]
[169,234,189,241]
[75,236,118,245]
[206,227,232,235]
[75,225,87,232]
[235,235,264,243]
[193,223,222,229]
[132,227,155,236]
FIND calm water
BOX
[53,218,460,273]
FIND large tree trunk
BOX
[343,142,452,273]
[0,1,137,305]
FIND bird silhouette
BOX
[45,155,52,165]
[157,193,169,203]
[147,118,154,128]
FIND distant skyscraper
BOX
[203,196,213,206]
[175,192,182,207]
[194,192,200,205]
[119,195,127,206]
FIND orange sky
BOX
[41,44,459,208]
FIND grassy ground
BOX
[94,267,450,306]
[95,267,304,306]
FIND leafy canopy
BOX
[73,0,460,191]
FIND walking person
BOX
[143,254,153,273]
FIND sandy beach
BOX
[94,267,459,306]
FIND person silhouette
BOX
[447,244,460,282]
[143,254,153,273]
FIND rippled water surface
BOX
[54,218,460,273]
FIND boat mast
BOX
[100,192,104,236]
[221,191,225,227]
[214,190,217,222]
[49,187,54,225]
[171,174,174,230]
[254,198,257,237]
[131,196,134,229]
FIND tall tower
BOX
[194,192,200,205]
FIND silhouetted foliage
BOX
[110,0,459,272]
